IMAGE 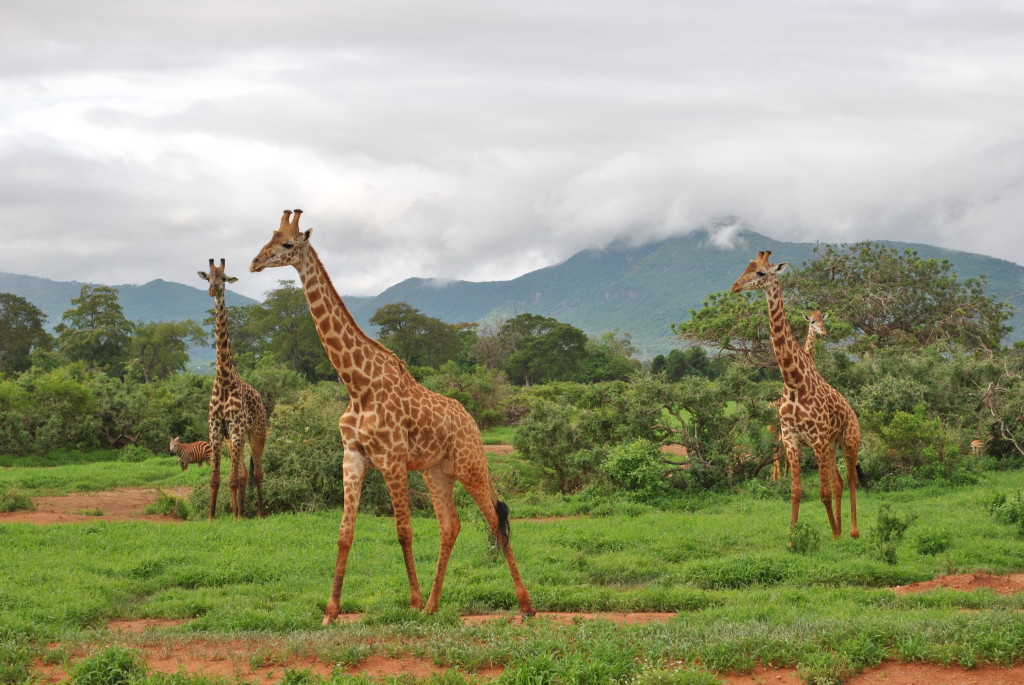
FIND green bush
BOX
[599,439,671,501]
[788,522,823,555]
[871,504,917,565]
[0,489,35,513]
[71,646,146,685]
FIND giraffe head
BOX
[730,250,789,292]
[250,209,313,273]
[197,258,239,298]
[804,308,828,337]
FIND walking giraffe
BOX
[198,258,267,520]
[250,209,534,623]
[731,251,861,538]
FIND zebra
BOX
[169,436,213,471]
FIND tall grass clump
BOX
[0,488,34,513]
[70,646,146,685]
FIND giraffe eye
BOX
[282,242,294,249]
[756,270,766,276]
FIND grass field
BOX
[3,449,1024,684]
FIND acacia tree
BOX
[54,285,135,375]
[0,293,53,375]
[127,320,207,382]
[786,241,1011,352]
[501,314,589,386]
[370,302,463,368]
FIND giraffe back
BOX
[170,437,213,471]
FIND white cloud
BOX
[1,0,1024,300]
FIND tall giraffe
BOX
[198,258,267,520]
[731,251,860,538]
[250,210,534,624]
[771,308,828,481]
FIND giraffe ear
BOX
[226,276,239,284]
[822,313,830,321]
[301,228,313,242]
[803,313,812,322]
[198,271,209,281]
[772,262,790,275]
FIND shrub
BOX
[71,646,146,685]
[913,528,952,556]
[788,522,823,555]
[871,504,916,565]
[599,439,672,501]
[862,404,977,487]
[143,490,191,520]
[0,489,35,513]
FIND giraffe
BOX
[771,308,828,481]
[250,209,534,624]
[198,258,267,520]
[731,251,860,538]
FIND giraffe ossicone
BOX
[251,209,534,624]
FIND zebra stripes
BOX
[169,436,213,471]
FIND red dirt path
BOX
[0,487,192,524]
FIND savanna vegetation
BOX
[3,241,1024,684]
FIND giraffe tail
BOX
[855,463,870,490]
[496,500,512,548]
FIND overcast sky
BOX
[2,1,1023,301]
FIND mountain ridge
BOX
[3,229,1022,358]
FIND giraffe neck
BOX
[763,279,814,389]
[294,246,404,389]
[803,328,816,357]
[212,292,239,387]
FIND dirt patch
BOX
[107,618,189,633]
[483,443,516,455]
[722,662,1024,684]
[891,572,1024,596]
[0,487,191,525]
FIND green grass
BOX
[4,458,1024,684]
[480,426,517,445]
[0,457,204,497]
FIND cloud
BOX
[1,0,1024,301]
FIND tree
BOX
[579,331,642,382]
[0,293,53,375]
[258,280,333,380]
[501,314,589,386]
[671,291,777,367]
[651,347,718,381]
[786,241,1011,352]
[127,320,207,382]
[54,285,135,374]
[369,302,463,368]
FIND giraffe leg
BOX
[208,429,224,521]
[249,423,266,519]
[844,429,861,539]
[421,466,460,614]
[228,434,247,520]
[463,471,534,616]
[323,449,368,625]
[381,466,424,610]
[780,427,802,528]
[814,448,840,539]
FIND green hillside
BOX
[0,273,260,371]
[4,229,1022,360]
[345,229,1024,356]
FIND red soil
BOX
[0,487,192,524]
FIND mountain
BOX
[4,229,1023,361]
[341,229,1024,357]
[0,273,260,370]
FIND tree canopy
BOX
[0,292,53,375]
[54,285,135,374]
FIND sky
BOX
[2,1,1024,301]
